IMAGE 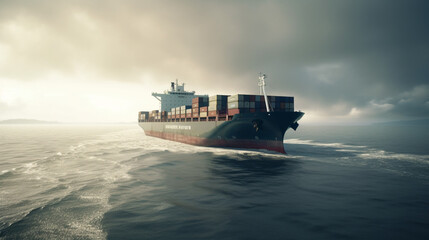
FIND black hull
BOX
[139,112,304,153]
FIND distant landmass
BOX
[373,118,429,126]
[0,119,60,124]
[0,119,137,124]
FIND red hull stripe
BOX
[145,130,286,154]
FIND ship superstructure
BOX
[139,75,303,153]
[152,79,208,112]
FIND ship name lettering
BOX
[165,125,192,130]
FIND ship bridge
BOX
[152,79,208,112]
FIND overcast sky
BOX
[0,0,428,124]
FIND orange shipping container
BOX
[208,110,226,117]
[208,111,217,117]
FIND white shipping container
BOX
[228,94,244,102]
[209,101,226,109]
[228,101,244,109]
[208,105,223,111]
[228,103,237,109]
[209,99,227,104]
[186,109,192,114]
[200,112,208,117]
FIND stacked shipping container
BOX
[270,96,294,112]
[199,106,208,118]
[228,94,294,115]
[227,94,256,115]
[160,95,294,122]
[180,105,191,119]
[192,97,208,118]
[138,111,149,122]
[145,110,168,121]
[208,95,229,117]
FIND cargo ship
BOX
[138,74,304,153]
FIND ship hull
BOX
[139,112,304,153]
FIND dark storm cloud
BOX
[0,0,428,121]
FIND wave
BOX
[283,138,429,180]
[0,168,16,178]
[0,128,141,239]
[138,136,293,160]
[285,138,366,149]
[285,138,429,164]
[0,185,109,240]
[358,150,429,165]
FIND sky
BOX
[0,0,428,124]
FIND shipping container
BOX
[208,96,228,111]
[192,96,209,104]
[200,112,208,117]
[209,95,229,102]
[200,106,208,112]
[186,113,192,118]
[180,114,186,118]
[192,112,199,118]
[192,101,208,108]
[180,105,191,111]
[139,111,149,119]
[192,107,199,113]
[208,100,227,106]
[208,110,226,117]
[208,104,227,111]
[227,108,249,115]
[228,101,244,109]
[228,94,242,102]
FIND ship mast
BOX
[258,73,271,112]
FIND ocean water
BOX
[0,124,428,240]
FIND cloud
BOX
[0,0,428,122]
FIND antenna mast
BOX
[258,73,271,112]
